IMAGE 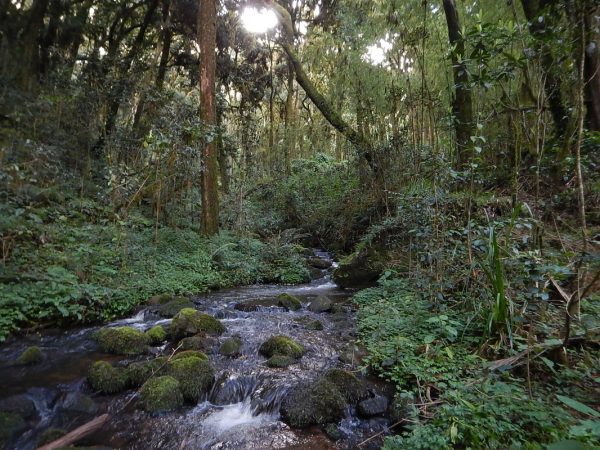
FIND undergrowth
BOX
[0,198,309,341]
[355,277,600,449]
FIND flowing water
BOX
[0,250,391,449]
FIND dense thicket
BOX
[1,0,599,448]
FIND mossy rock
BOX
[308,296,332,313]
[124,357,167,387]
[307,257,332,270]
[322,369,368,404]
[276,293,302,311]
[139,376,183,413]
[280,379,347,428]
[147,293,174,305]
[266,355,296,368]
[156,298,195,318]
[87,361,127,394]
[179,335,214,351]
[332,246,387,289]
[145,325,167,345]
[219,337,242,357]
[323,423,344,441]
[94,326,149,355]
[259,335,304,359]
[59,392,98,415]
[167,357,214,403]
[172,350,208,361]
[17,346,43,365]
[0,394,36,418]
[37,428,67,446]
[0,411,26,448]
[305,320,324,331]
[170,309,226,339]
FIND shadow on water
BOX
[0,249,390,450]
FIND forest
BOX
[0,0,599,449]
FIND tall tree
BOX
[520,0,570,136]
[262,0,376,174]
[583,0,600,131]
[442,0,474,169]
[199,0,219,235]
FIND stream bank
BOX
[0,250,396,450]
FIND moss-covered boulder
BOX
[0,411,26,448]
[280,379,347,428]
[139,376,183,413]
[147,293,173,305]
[124,357,167,387]
[17,346,43,365]
[156,297,195,318]
[170,309,225,339]
[87,361,127,394]
[322,369,368,404]
[145,325,167,345]
[167,357,214,403]
[37,428,67,446]
[332,246,387,289]
[307,257,332,270]
[59,392,98,415]
[266,355,296,368]
[259,335,304,359]
[276,293,302,311]
[308,296,332,313]
[305,320,324,331]
[0,394,36,418]
[179,335,215,351]
[219,337,242,357]
[235,294,301,312]
[172,350,208,361]
[94,326,149,355]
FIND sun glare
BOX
[241,7,278,34]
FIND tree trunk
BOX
[65,1,91,78]
[156,0,172,90]
[520,0,570,136]
[583,1,600,131]
[442,0,474,169]
[284,61,295,171]
[199,0,219,235]
[99,0,159,150]
[20,0,50,90]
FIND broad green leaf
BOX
[556,395,600,418]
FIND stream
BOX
[0,250,391,450]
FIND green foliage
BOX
[0,199,309,341]
[356,276,597,449]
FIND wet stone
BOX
[357,394,389,417]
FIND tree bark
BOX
[583,1,600,131]
[156,0,172,90]
[263,0,376,172]
[199,0,219,235]
[20,0,50,90]
[520,0,570,136]
[442,0,474,169]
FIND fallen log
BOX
[36,413,110,450]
